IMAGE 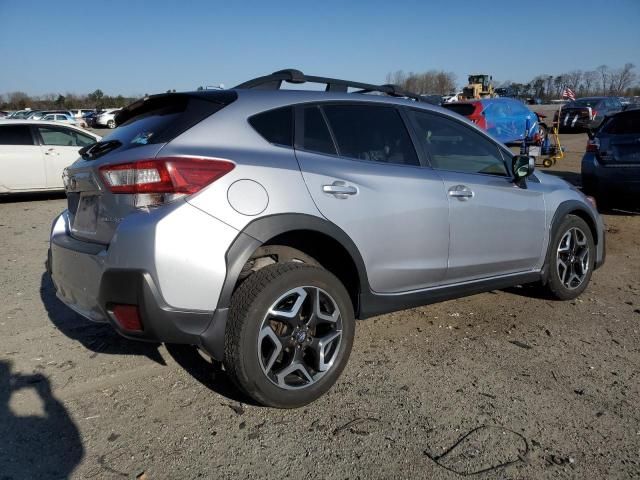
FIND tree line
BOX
[387,63,638,100]
[0,89,139,111]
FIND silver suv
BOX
[49,70,605,407]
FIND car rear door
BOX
[407,109,546,283]
[294,103,450,293]
[34,125,93,188]
[0,124,46,191]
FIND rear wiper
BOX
[80,139,122,160]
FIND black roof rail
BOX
[234,69,427,102]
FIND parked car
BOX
[0,111,10,118]
[94,109,121,128]
[6,109,33,119]
[555,97,624,131]
[582,108,640,207]
[41,113,82,127]
[49,70,605,408]
[0,120,100,193]
[443,97,545,145]
[71,109,95,118]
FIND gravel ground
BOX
[1,132,639,479]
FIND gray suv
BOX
[49,70,605,407]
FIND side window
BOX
[249,106,293,147]
[75,131,97,147]
[409,110,509,176]
[0,125,34,145]
[299,105,336,155]
[322,104,419,166]
[38,127,76,146]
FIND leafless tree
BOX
[582,70,598,95]
[596,65,609,95]
[608,63,636,95]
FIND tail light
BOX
[591,109,598,120]
[100,156,234,207]
[586,138,600,153]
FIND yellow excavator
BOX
[460,74,496,100]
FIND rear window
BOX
[249,106,293,147]
[573,98,601,108]
[299,105,336,155]
[442,103,476,116]
[98,93,236,153]
[602,111,640,135]
[0,125,33,145]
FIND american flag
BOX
[562,87,576,101]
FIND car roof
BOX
[0,119,101,137]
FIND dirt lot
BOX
[1,132,639,480]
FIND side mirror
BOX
[512,155,535,187]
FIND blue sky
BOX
[1,0,638,96]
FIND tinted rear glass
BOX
[323,104,419,166]
[442,103,476,116]
[249,106,293,147]
[299,106,336,155]
[0,125,33,145]
[99,94,235,153]
[602,111,640,135]
[572,98,602,108]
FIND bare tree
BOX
[582,70,598,95]
[609,63,636,95]
[564,70,583,90]
[596,65,609,95]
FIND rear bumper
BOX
[49,205,239,358]
[582,154,640,196]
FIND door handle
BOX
[448,184,474,199]
[323,181,357,198]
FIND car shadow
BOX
[164,344,257,406]
[0,360,84,478]
[41,271,252,403]
[40,271,166,365]
[0,191,66,204]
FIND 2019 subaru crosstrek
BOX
[49,70,605,407]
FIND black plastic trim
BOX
[548,200,605,269]
[97,269,213,344]
[359,272,541,319]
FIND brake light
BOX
[99,157,234,207]
[591,109,598,120]
[586,138,600,153]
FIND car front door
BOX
[0,124,45,191]
[35,125,94,188]
[294,103,450,293]
[407,109,546,283]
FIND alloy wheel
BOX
[556,227,590,290]
[257,286,343,390]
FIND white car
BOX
[94,109,121,129]
[41,113,82,127]
[0,120,101,194]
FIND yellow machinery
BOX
[541,121,565,167]
[461,74,495,100]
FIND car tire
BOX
[107,120,116,129]
[544,215,595,301]
[224,262,355,408]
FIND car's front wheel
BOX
[544,215,595,300]
[224,262,355,408]
[107,120,116,129]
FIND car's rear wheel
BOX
[544,215,594,300]
[224,262,354,408]
[107,120,116,129]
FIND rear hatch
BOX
[64,91,237,244]
[597,110,640,165]
[557,99,600,127]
